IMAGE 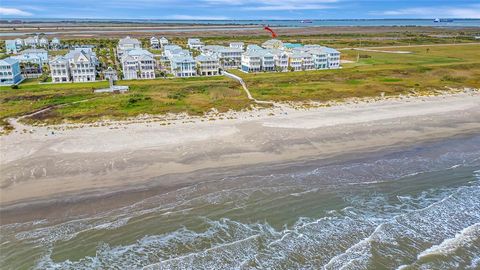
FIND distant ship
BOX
[434,18,454,23]
[300,20,313,23]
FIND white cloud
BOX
[0,7,32,16]
[165,15,230,20]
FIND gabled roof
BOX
[50,56,68,64]
[21,48,48,54]
[195,55,217,62]
[119,36,141,45]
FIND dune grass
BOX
[1,44,479,127]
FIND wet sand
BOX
[1,92,479,223]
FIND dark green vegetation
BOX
[1,42,479,129]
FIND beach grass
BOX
[1,44,479,126]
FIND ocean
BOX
[1,134,480,269]
[10,18,480,27]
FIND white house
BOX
[324,47,341,69]
[5,40,18,54]
[50,37,61,49]
[150,37,160,49]
[268,49,289,71]
[24,37,38,48]
[49,57,70,83]
[66,49,97,82]
[39,37,49,47]
[241,51,262,73]
[187,38,204,50]
[195,55,220,76]
[0,57,23,85]
[159,37,169,47]
[121,49,156,80]
[50,48,98,83]
[117,36,142,58]
[170,55,196,77]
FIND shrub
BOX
[10,84,19,89]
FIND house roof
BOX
[0,57,19,65]
[195,55,217,62]
[119,36,141,45]
[21,49,48,54]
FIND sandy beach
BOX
[1,92,479,212]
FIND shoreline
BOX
[1,92,479,221]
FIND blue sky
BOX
[1,0,480,19]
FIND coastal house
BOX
[117,36,142,59]
[11,49,49,78]
[50,57,70,82]
[202,46,242,69]
[159,37,169,47]
[121,49,156,80]
[14,38,24,48]
[241,51,262,72]
[268,49,289,71]
[50,48,98,83]
[39,37,49,47]
[24,37,38,48]
[150,36,160,48]
[5,40,18,54]
[187,38,204,50]
[195,55,220,76]
[170,55,196,77]
[324,47,341,69]
[50,37,61,49]
[66,48,98,82]
[0,57,23,85]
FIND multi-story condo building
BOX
[195,55,220,76]
[117,36,142,59]
[325,47,341,69]
[0,57,23,86]
[170,55,196,77]
[121,49,156,80]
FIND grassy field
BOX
[1,43,479,129]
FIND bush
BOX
[10,84,19,89]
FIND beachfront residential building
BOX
[170,55,196,77]
[50,57,70,82]
[121,49,156,80]
[50,38,61,49]
[11,49,49,78]
[5,40,18,54]
[187,38,204,50]
[39,37,49,47]
[325,47,341,69]
[241,51,262,72]
[24,37,38,48]
[150,37,160,48]
[50,48,98,83]
[269,49,289,71]
[117,36,142,58]
[230,42,244,50]
[159,37,169,47]
[15,38,24,48]
[0,57,23,86]
[195,55,220,76]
